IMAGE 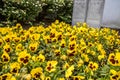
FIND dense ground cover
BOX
[0,21,120,80]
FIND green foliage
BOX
[0,0,43,23]
[0,0,73,26]
[40,0,73,23]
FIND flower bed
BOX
[0,20,120,80]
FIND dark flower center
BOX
[20,58,24,61]
[58,35,62,40]
[2,75,7,80]
[47,66,52,71]
[5,48,10,53]
[110,59,115,64]
[47,39,52,43]
[15,39,20,42]
[35,72,41,78]
[30,47,36,51]
[4,58,8,62]
[23,58,28,64]
[5,38,10,42]
[61,44,65,48]
[74,77,79,80]
[112,75,119,79]
[0,42,2,45]
[12,68,18,73]
[50,33,55,38]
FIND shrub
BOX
[0,0,43,24]
[38,0,73,23]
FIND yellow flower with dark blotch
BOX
[18,50,31,65]
[19,29,26,35]
[108,53,116,65]
[52,37,57,42]
[36,54,45,62]
[45,61,58,73]
[24,31,30,39]
[44,35,52,44]
[69,35,77,42]
[56,32,63,40]
[29,42,38,52]
[60,39,66,48]
[13,37,21,43]
[10,62,20,74]
[54,49,61,56]
[66,27,72,33]
[31,67,44,80]
[30,33,40,41]
[88,61,98,71]
[67,49,77,57]
[3,35,11,43]
[3,44,12,53]
[78,27,87,34]
[63,62,69,69]
[107,35,115,42]
[110,71,120,80]
[45,77,51,80]
[69,41,76,50]
[50,29,57,38]
[0,38,4,47]
[65,65,74,78]
[79,45,87,54]
[72,76,85,80]
[28,27,36,34]
[20,35,27,42]
[10,33,17,40]
[87,42,94,47]
[16,23,22,29]
[1,52,10,63]
[110,74,120,80]
[15,43,24,52]
[1,73,12,80]
[108,53,120,66]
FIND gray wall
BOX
[102,0,120,28]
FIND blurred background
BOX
[102,0,120,28]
